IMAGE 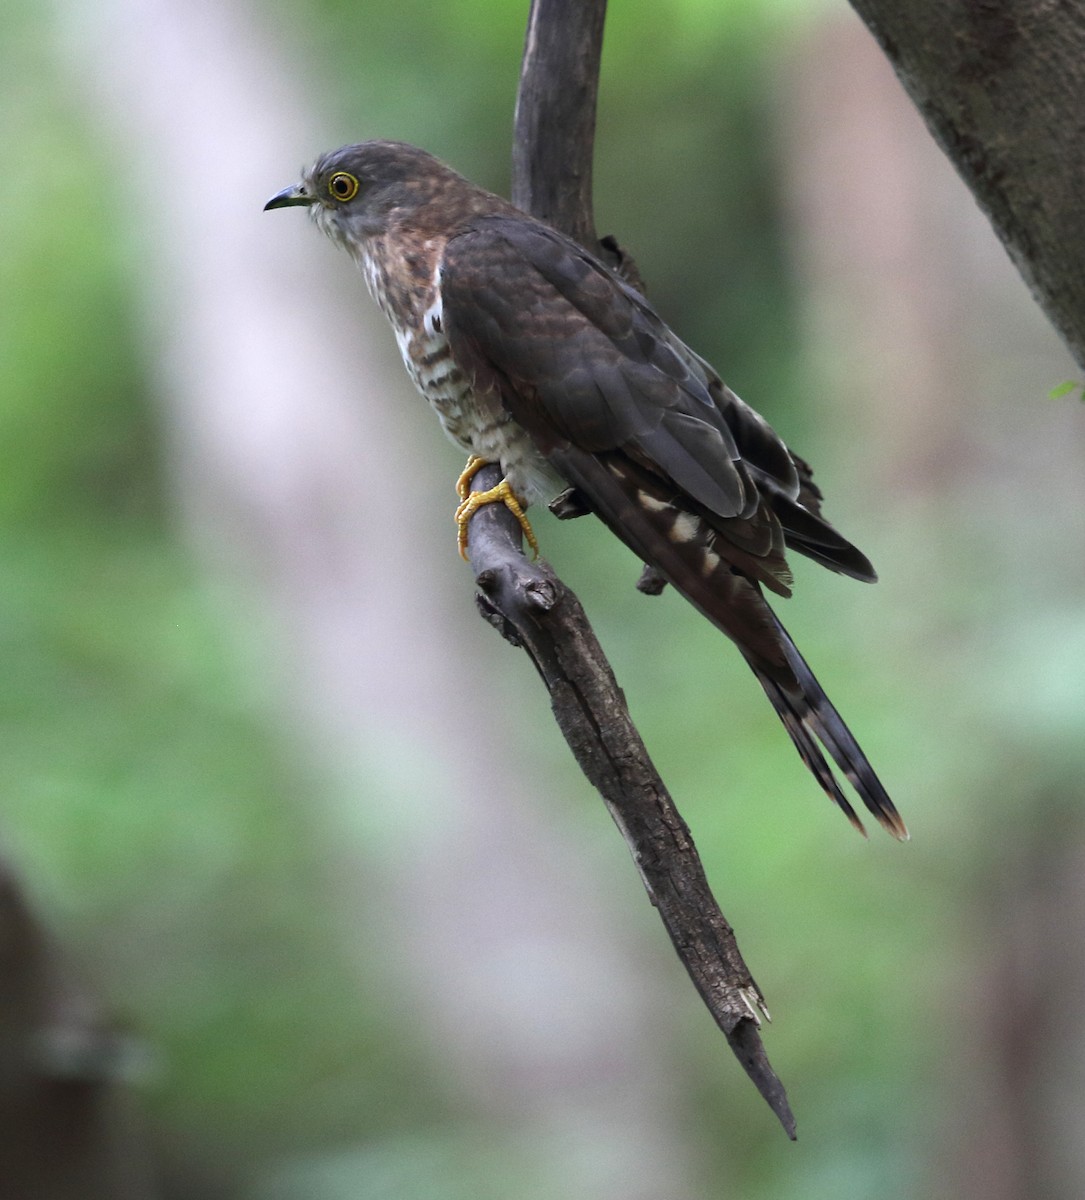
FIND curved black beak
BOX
[263,184,314,211]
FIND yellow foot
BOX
[454,458,539,560]
[455,455,489,503]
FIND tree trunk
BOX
[780,12,1085,1195]
[847,0,1085,372]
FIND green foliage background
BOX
[2,0,1082,1197]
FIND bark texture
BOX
[512,0,606,248]
[848,1,1085,372]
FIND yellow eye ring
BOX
[328,171,359,202]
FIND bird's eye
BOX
[328,171,360,202]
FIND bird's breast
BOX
[359,238,560,505]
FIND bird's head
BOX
[264,140,461,250]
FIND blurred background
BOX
[3,0,1084,1196]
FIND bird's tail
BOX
[547,445,905,838]
[742,611,908,840]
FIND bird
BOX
[265,140,907,840]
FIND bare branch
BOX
[464,469,796,1139]
[513,0,646,292]
[512,0,606,247]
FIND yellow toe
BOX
[455,476,539,560]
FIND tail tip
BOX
[843,798,909,842]
[877,807,910,842]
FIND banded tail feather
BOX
[551,445,905,838]
[743,617,907,840]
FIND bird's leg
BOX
[636,564,669,595]
[455,456,540,560]
[548,486,592,520]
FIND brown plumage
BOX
[265,140,906,840]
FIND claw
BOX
[455,455,488,502]
[454,458,539,560]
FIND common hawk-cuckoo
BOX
[265,140,906,840]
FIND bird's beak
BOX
[263,183,314,211]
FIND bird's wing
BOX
[440,214,874,591]
[440,215,902,838]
